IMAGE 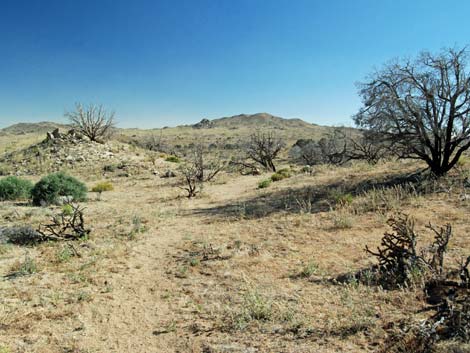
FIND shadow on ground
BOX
[189,169,424,220]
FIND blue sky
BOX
[0,0,469,128]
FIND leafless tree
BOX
[66,103,115,142]
[355,47,470,176]
[289,139,323,166]
[346,131,390,164]
[178,163,200,198]
[246,131,285,171]
[193,144,225,182]
[317,128,348,165]
[178,143,226,198]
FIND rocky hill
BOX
[1,121,71,135]
[192,113,316,130]
[0,127,160,176]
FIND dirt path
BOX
[72,213,190,352]
[74,178,251,353]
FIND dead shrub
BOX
[365,214,453,289]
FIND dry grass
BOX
[0,147,469,352]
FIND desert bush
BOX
[258,179,272,189]
[228,290,273,330]
[270,168,291,182]
[103,164,117,172]
[328,189,354,207]
[351,184,419,215]
[9,254,37,277]
[31,172,87,206]
[298,261,319,278]
[91,181,114,193]
[330,209,354,229]
[0,226,43,245]
[165,155,180,163]
[0,176,33,201]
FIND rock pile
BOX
[0,128,124,175]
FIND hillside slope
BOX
[1,121,70,135]
[197,113,317,129]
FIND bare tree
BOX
[66,103,115,142]
[193,144,225,182]
[246,131,285,171]
[346,131,390,164]
[178,143,226,198]
[289,139,323,166]
[317,128,348,165]
[355,47,470,176]
[178,163,200,198]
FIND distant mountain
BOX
[192,113,317,130]
[1,122,71,135]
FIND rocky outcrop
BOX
[192,118,214,129]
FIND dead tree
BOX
[317,129,348,165]
[178,163,200,198]
[193,144,225,182]
[355,47,470,176]
[290,139,323,166]
[178,144,226,198]
[346,131,390,164]
[246,131,285,172]
[66,103,115,142]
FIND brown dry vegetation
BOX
[0,128,469,352]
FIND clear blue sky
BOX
[0,0,468,128]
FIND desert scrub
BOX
[351,184,418,215]
[91,181,113,193]
[298,261,319,278]
[31,172,87,206]
[9,254,38,277]
[229,290,273,330]
[0,176,33,201]
[103,164,117,172]
[270,168,291,182]
[258,179,272,189]
[0,226,43,245]
[330,208,354,229]
[328,189,354,207]
[165,155,180,163]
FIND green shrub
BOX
[0,176,33,201]
[334,192,354,206]
[62,204,74,216]
[299,261,319,278]
[91,181,114,193]
[165,155,180,163]
[270,168,291,182]
[31,172,87,206]
[103,164,117,172]
[258,179,272,189]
